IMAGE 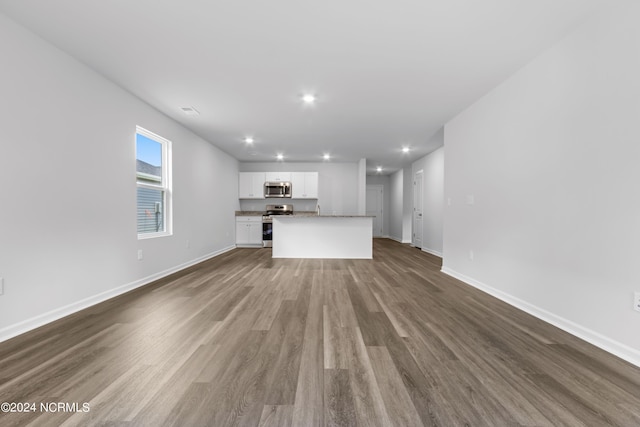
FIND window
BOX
[136,126,172,238]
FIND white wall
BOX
[384,166,423,245]
[366,175,391,237]
[239,162,359,215]
[412,144,444,256]
[443,2,640,365]
[357,158,367,215]
[388,170,404,242]
[0,14,239,341]
[402,166,413,243]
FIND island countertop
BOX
[277,213,374,218]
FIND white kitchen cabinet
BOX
[291,172,319,199]
[239,172,265,199]
[236,216,263,246]
[265,172,291,182]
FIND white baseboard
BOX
[385,235,412,244]
[421,247,443,257]
[441,267,640,368]
[0,245,236,344]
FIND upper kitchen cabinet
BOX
[238,172,265,199]
[265,172,291,182]
[291,172,318,199]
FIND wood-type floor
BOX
[1,239,640,426]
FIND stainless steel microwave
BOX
[264,181,292,198]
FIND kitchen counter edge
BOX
[235,211,372,218]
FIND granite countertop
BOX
[235,210,318,216]
[289,212,318,217]
[235,211,372,218]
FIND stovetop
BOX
[264,204,293,216]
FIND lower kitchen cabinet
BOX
[236,216,263,246]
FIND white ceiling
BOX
[0,0,614,174]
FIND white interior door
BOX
[366,185,383,237]
[413,170,423,248]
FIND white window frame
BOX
[136,126,172,239]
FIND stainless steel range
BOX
[262,204,293,248]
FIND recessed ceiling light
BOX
[323,154,331,160]
[244,136,254,144]
[276,153,284,160]
[376,166,382,173]
[180,106,200,116]
[301,93,316,105]
[402,147,410,153]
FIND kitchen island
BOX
[272,215,373,259]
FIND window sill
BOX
[138,231,172,240]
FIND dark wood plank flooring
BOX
[1,239,640,426]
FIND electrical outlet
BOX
[137,249,143,260]
[469,250,474,261]
[0,277,4,296]
[634,292,640,312]
[186,240,190,249]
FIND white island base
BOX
[272,216,373,259]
